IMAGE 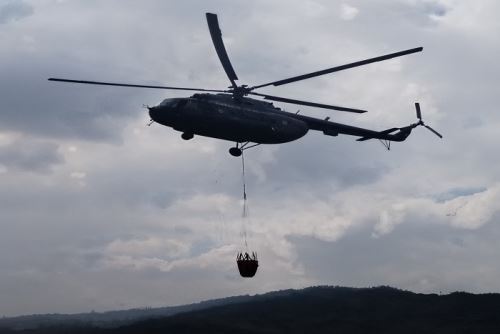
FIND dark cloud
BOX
[0,0,33,24]
[424,2,447,18]
[0,137,63,172]
[0,57,157,142]
[259,135,390,191]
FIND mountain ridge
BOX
[2,286,500,333]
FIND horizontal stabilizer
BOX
[380,127,400,135]
[356,127,399,141]
[356,137,372,142]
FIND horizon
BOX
[3,284,498,319]
[0,285,500,319]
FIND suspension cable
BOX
[241,151,248,250]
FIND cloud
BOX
[0,134,64,172]
[293,213,500,294]
[106,237,191,259]
[340,3,359,20]
[101,244,236,273]
[0,0,33,24]
[444,186,500,229]
[375,185,500,231]
[435,186,487,202]
[0,59,152,142]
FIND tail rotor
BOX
[415,102,442,138]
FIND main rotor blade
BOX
[206,13,238,88]
[415,102,422,120]
[249,92,367,113]
[424,125,443,138]
[251,47,423,90]
[48,78,227,92]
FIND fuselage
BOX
[149,93,309,144]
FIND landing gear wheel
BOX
[229,147,242,157]
[181,132,194,140]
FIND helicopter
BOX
[49,13,442,157]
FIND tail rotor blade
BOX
[415,102,422,120]
[424,125,443,138]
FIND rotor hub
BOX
[229,85,251,97]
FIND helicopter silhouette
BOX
[49,13,442,157]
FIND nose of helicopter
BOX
[148,100,179,126]
[148,105,161,123]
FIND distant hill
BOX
[0,294,253,331]
[2,286,500,333]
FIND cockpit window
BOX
[159,98,187,110]
[160,99,172,106]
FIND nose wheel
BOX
[229,142,260,157]
[229,147,242,157]
[181,132,194,140]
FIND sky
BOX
[1,0,500,316]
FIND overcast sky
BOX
[1,0,500,317]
